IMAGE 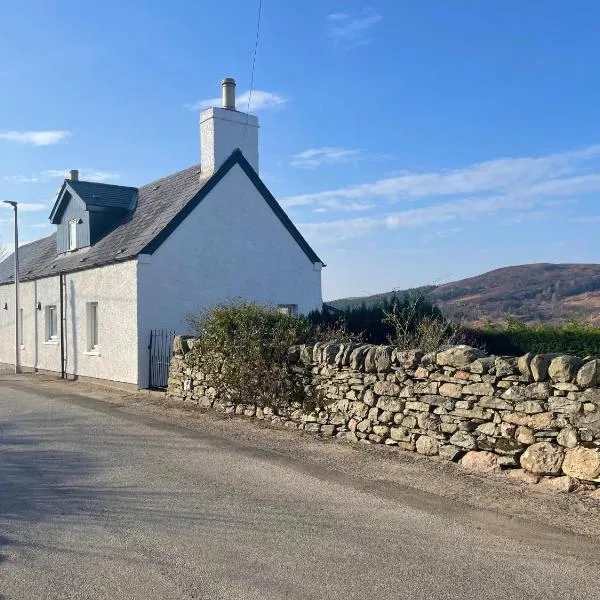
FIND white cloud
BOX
[30,222,52,228]
[2,175,38,184]
[327,10,383,49]
[21,203,49,212]
[299,216,381,243]
[83,170,120,182]
[328,13,349,21]
[301,195,509,242]
[0,130,71,146]
[294,142,600,244]
[421,227,464,242]
[313,199,375,212]
[42,169,68,178]
[282,145,600,210]
[500,212,549,225]
[299,191,567,244]
[0,202,48,213]
[186,90,287,112]
[291,147,362,169]
[42,169,120,183]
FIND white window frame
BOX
[45,305,58,343]
[68,219,77,251]
[86,302,99,353]
[277,304,298,317]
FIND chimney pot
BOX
[69,169,79,181]
[221,78,236,110]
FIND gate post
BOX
[148,329,154,389]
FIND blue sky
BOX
[1,1,599,300]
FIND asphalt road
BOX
[1,378,599,600]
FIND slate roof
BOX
[0,150,322,286]
[68,180,137,209]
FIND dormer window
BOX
[49,178,137,254]
[68,219,77,251]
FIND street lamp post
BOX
[3,200,20,374]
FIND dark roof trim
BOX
[49,181,75,224]
[141,149,323,265]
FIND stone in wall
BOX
[519,443,564,475]
[577,359,600,387]
[562,446,600,481]
[436,345,485,368]
[548,355,583,383]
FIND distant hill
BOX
[328,263,600,325]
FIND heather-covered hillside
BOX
[329,264,600,325]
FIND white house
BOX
[0,78,323,388]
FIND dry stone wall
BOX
[167,340,600,485]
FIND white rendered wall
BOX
[0,276,62,374]
[137,163,323,387]
[0,260,139,385]
[63,261,138,384]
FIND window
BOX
[277,304,298,317]
[87,302,99,351]
[19,308,24,348]
[45,305,58,342]
[68,219,77,251]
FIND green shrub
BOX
[186,302,359,409]
[187,302,306,408]
[468,319,600,357]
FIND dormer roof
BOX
[49,180,138,224]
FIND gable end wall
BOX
[136,163,322,387]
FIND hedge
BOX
[316,301,600,357]
[468,320,600,357]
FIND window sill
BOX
[85,349,100,356]
[43,340,58,345]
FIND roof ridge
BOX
[71,180,138,190]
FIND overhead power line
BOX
[243,0,263,150]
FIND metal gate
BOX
[148,329,176,389]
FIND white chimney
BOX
[69,169,79,181]
[200,77,259,176]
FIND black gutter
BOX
[59,271,65,379]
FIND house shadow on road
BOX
[0,416,95,522]
[0,408,270,593]
[0,414,100,592]
[0,401,360,598]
